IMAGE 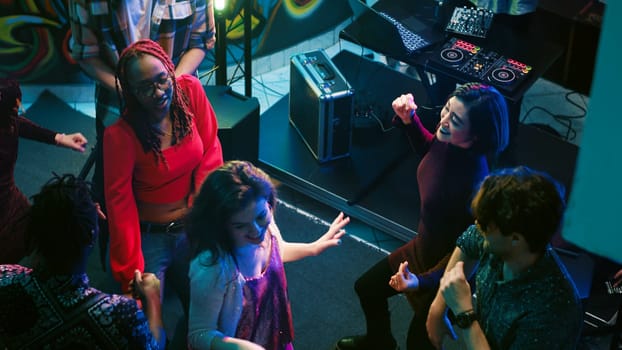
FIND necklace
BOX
[155,116,173,136]
[155,125,173,136]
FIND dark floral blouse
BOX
[0,265,159,349]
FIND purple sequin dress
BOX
[235,234,294,350]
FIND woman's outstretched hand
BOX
[313,212,349,255]
[389,261,420,292]
[55,132,88,152]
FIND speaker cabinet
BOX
[204,85,260,163]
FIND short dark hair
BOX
[186,161,277,264]
[450,83,509,156]
[0,78,21,111]
[28,174,97,272]
[471,166,565,253]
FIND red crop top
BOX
[103,74,224,290]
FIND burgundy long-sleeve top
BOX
[1,116,57,263]
[388,113,488,289]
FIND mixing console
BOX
[445,6,494,38]
[427,38,532,95]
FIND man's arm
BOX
[426,246,478,348]
[78,57,118,93]
[132,270,166,348]
[175,0,213,76]
[439,261,490,350]
[67,0,118,93]
[175,48,206,77]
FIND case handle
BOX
[315,62,335,80]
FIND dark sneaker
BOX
[335,335,399,350]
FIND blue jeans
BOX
[141,230,190,313]
[142,229,190,347]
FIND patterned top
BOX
[188,222,294,349]
[235,234,294,350]
[0,264,159,349]
[68,0,213,124]
[457,225,583,350]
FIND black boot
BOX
[336,335,399,350]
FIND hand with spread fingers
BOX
[313,212,349,255]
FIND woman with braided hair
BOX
[103,38,223,316]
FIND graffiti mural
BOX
[0,0,352,83]
[0,0,87,83]
[220,0,351,57]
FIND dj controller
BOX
[427,38,532,95]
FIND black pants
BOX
[355,257,436,350]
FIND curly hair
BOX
[471,166,566,253]
[115,39,194,164]
[449,82,510,157]
[186,161,277,264]
[28,174,98,273]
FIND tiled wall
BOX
[251,21,350,76]
[213,20,351,83]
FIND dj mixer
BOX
[445,6,494,38]
[427,38,532,95]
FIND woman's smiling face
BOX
[126,54,174,123]
[436,96,474,149]
[228,197,273,248]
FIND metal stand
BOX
[215,9,228,85]
[215,0,253,97]
[78,145,97,180]
[244,0,252,97]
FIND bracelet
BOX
[55,133,65,145]
[206,27,215,39]
[456,308,474,316]
[409,109,417,122]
